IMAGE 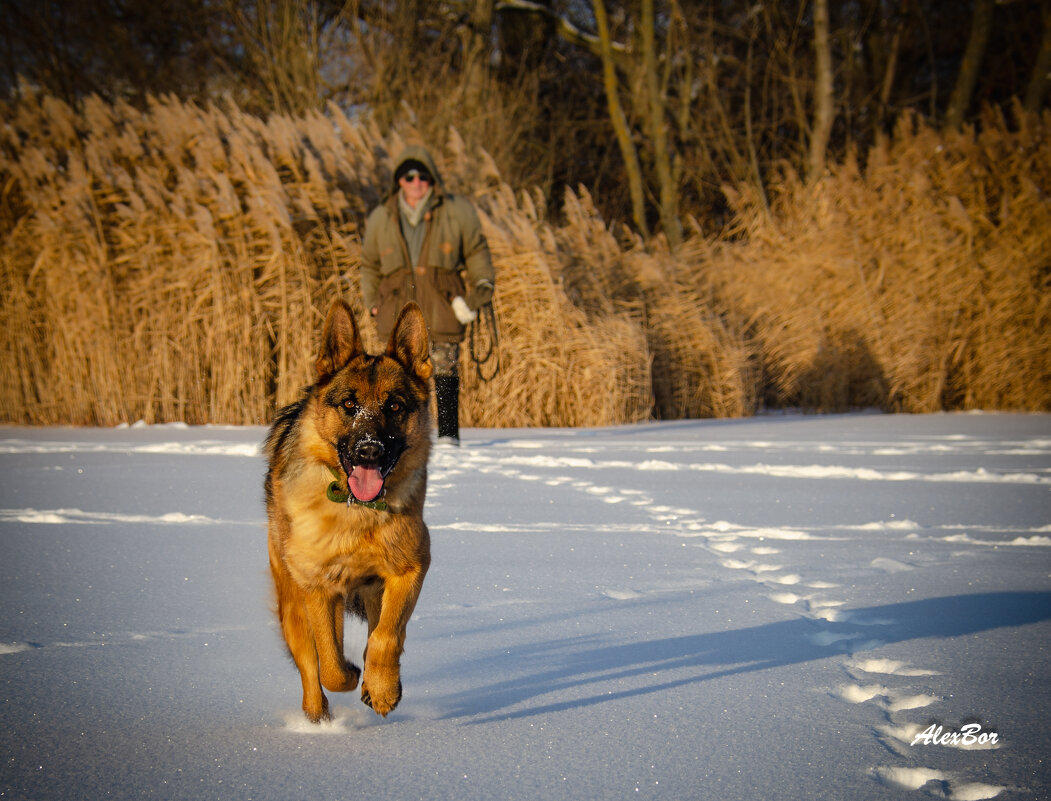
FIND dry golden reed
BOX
[0,93,1047,427]
[709,104,1050,413]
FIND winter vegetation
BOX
[0,2,1048,427]
[0,7,1048,798]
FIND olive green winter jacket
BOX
[360,146,494,344]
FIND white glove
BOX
[451,296,478,325]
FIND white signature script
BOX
[911,723,999,747]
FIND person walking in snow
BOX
[360,146,494,445]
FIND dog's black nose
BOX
[353,439,384,464]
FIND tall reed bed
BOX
[1,93,377,424]
[1,93,1047,426]
[703,105,1051,412]
[0,93,652,425]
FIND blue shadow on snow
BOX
[443,591,1051,723]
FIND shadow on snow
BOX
[441,592,1051,723]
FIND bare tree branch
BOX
[1024,1,1051,112]
[592,0,648,237]
[944,0,994,130]
[641,0,681,246]
[808,0,834,182]
[496,0,629,68]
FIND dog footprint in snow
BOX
[710,541,743,553]
[871,557,915,573]
[815,607,896,626]
[872,766,1006,799]
[768,591,808,606]
[809,630,863,647]
[719,558,783,574]
[562,479,644,506]
[848,657,940,677]
[767,593,847,620]
[722,559,803,588]
[584,485,631,504]
[833,682,939,713]
[783,592,900,652]
[541,475,572,486]
[766,592,898,633]
[869,714,1008,797]
[764,572,803,586]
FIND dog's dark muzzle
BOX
[338,434,405,503]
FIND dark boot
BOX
[434,374,460,445]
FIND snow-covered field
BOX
[1,413,1049,800]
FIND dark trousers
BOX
[431,342,460,440]
[434,374,459,440]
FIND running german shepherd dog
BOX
[265,299,433,722]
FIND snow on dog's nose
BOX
[340,435,396,503]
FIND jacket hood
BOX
[390,146,445,196]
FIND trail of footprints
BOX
[442,449,1010,800]
[685,535,1006,799]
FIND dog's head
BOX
[313,300,432,504]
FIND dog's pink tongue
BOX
[348,466,384,502]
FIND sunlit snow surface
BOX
[1,413,1048,800]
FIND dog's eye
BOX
[342,399,359,415]
[387,400,402,414]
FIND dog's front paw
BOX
[361,676,403,717]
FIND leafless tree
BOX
[807,0,834,182]
[944,0,994,130]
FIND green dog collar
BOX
[326,465,388,511]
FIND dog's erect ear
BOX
[387,302,433,382]
[315,300,364,379]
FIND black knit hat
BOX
[395,159,433,183]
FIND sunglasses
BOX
[400,169,432,184]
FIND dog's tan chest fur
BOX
[278,473,394,590]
